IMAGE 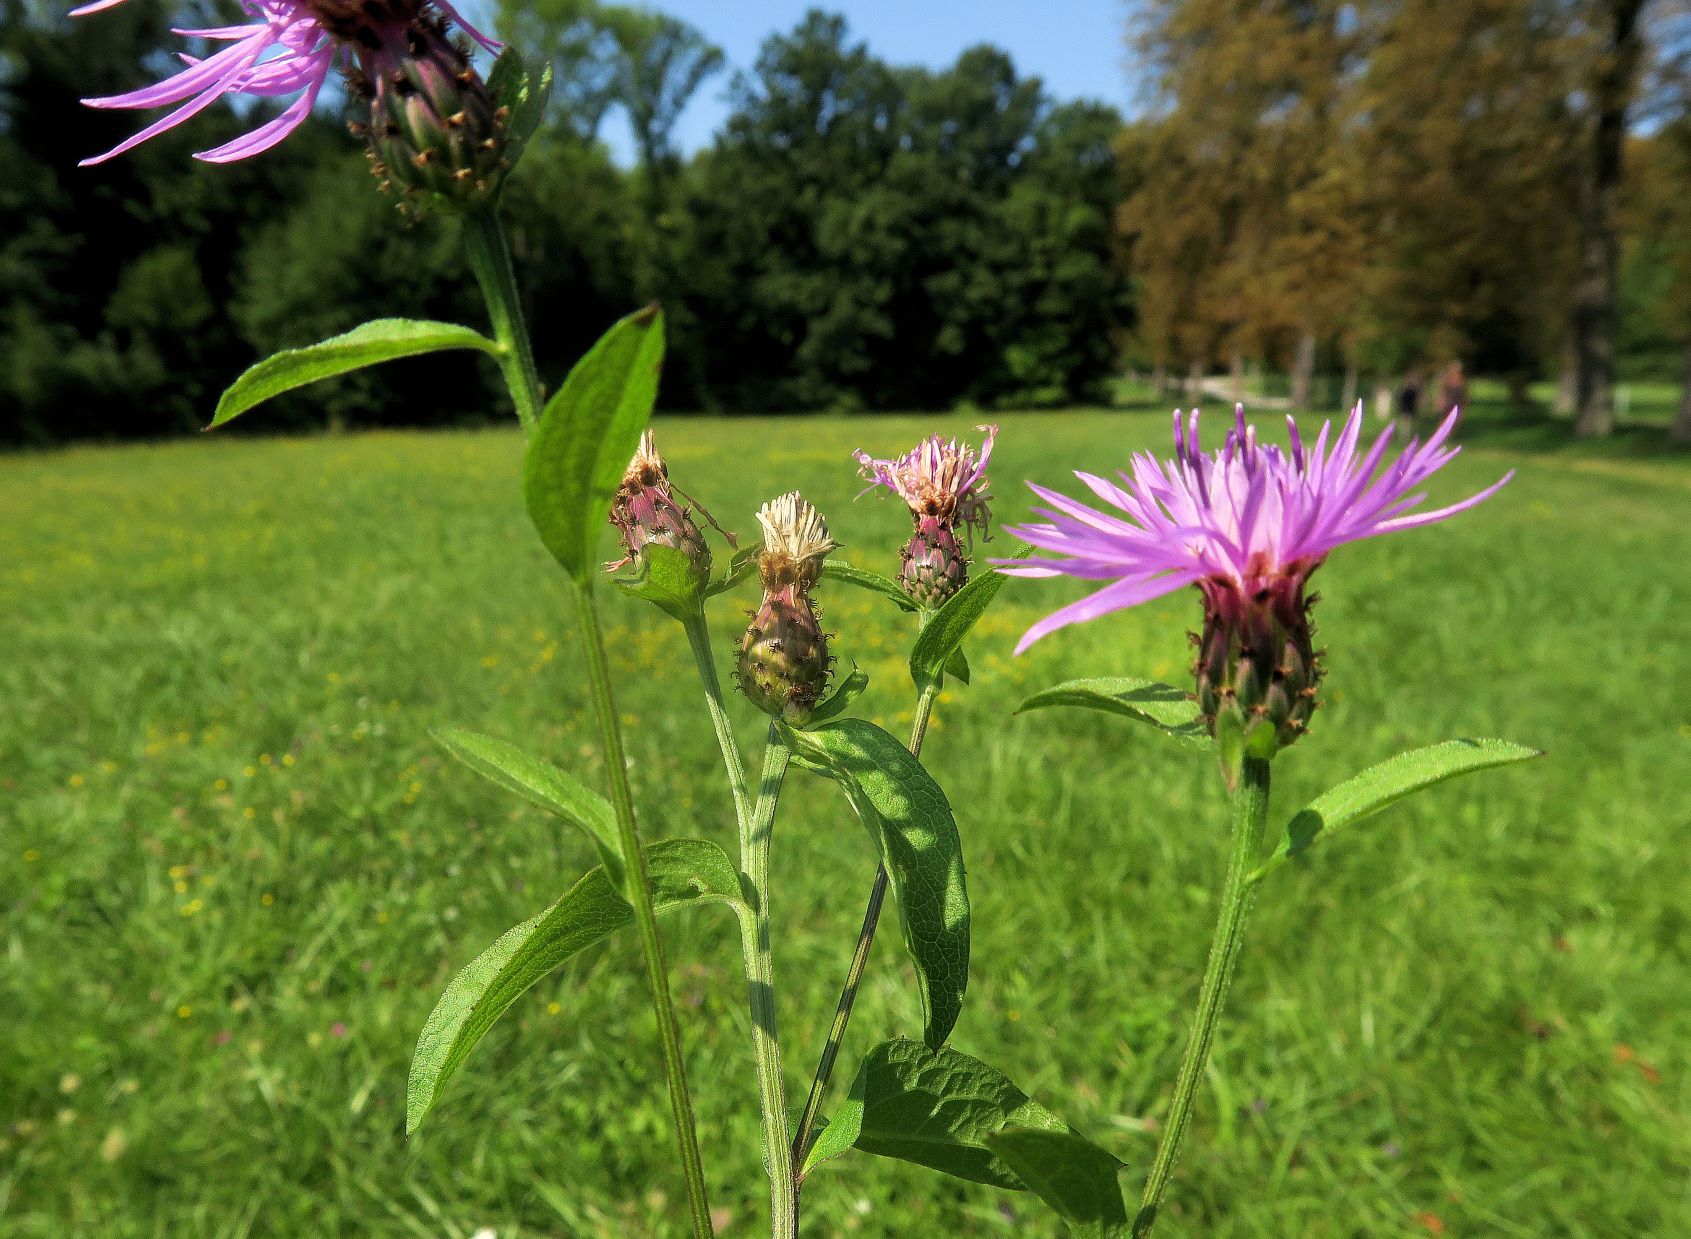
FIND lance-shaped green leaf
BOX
[407,837,741,1134]
[1253,738,1544,881]
[803,1039,1123,1214]
[210,320,499,428]
[987,1129,1130,1238]
[1017,677,1208,748]
[808,665,870,725]
[706,543,760,597]
[524,307,666,586]
[910,551,1023,691]
[613,543,705,622]
[784,720,968,1049]
[823,561,920,613]
[430,727,623,883]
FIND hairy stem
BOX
[791,681,940,1176]
[740,724,797,1239]
[462,210,542,431]
[573,587,716,1239]
[1132,756,1272,1238]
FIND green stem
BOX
[1132,756,1272,1239]
[740,724,798,1239]
[683,612,753,830]
[572,587,715,1239]
[462,210,543,432]
[464,208,713,1237]
[572,587,716,1239]
[790,681,940,1177]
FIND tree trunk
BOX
[1340,365,1359,416]
[1555,330,1578,416]
[1151,364,1168,398]
[1573,0,1647,439]
[1230,353,1246,404]
[1186,360,1204,403]
[1673,345,1691,445]
[1290,331,1317,411]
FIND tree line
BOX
[3,1,1689,444]
[0,4,1127,442]
[1121,0,1691,440]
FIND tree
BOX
[604,7,725,206]
[1573,0,1653,437]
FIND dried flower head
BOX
[737,493,837,723]
[754,492,839,593]
[998,405,1511,753]
[606,431,712,584]
[75,0,498,168]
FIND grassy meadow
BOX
[2,399,1688,1237]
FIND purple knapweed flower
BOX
[1000,404,1510,752]
[854,425,997,609]
[75,0,498,167]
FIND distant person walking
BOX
[1394,367,1423,440]
[1437,360,1467,418]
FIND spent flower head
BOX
[606,431,713,584]
[855,425,997,609]
[737,493,837,723]
[999,404,1510,753]
[75,0,500,178]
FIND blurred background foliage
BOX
[1,0,1690,442]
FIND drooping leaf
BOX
[910,552,1022,691]
[943,645,971,686]
[430,727,623,883]
[407,837,741,1134]
[784,719,967,1049]
[808,665,870,724]
[613,542,704,621]
[987,1128,1130,1238]
[804,1039,1126,1204]
[1017,677,1208,748]
[1253,738,1544,881]
[523,307,666,586]
[823,561,919,613]
[210,320,498,428]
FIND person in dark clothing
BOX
[1395,367,1424,439]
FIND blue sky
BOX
[609,1,1134,159]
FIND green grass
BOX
[2,404,1688,1237]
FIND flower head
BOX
[854,425,997,536]
[605,431,712,584]
[755,492,838,593]
[75,0,498,168]
[737,493,837,723]
[1000,404,1510,654]
[855,425,996,609]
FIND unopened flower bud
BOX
[736,493,838,723]
[1194,562,1323,756]
[339,2,509,206]
[607,431,712,585]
